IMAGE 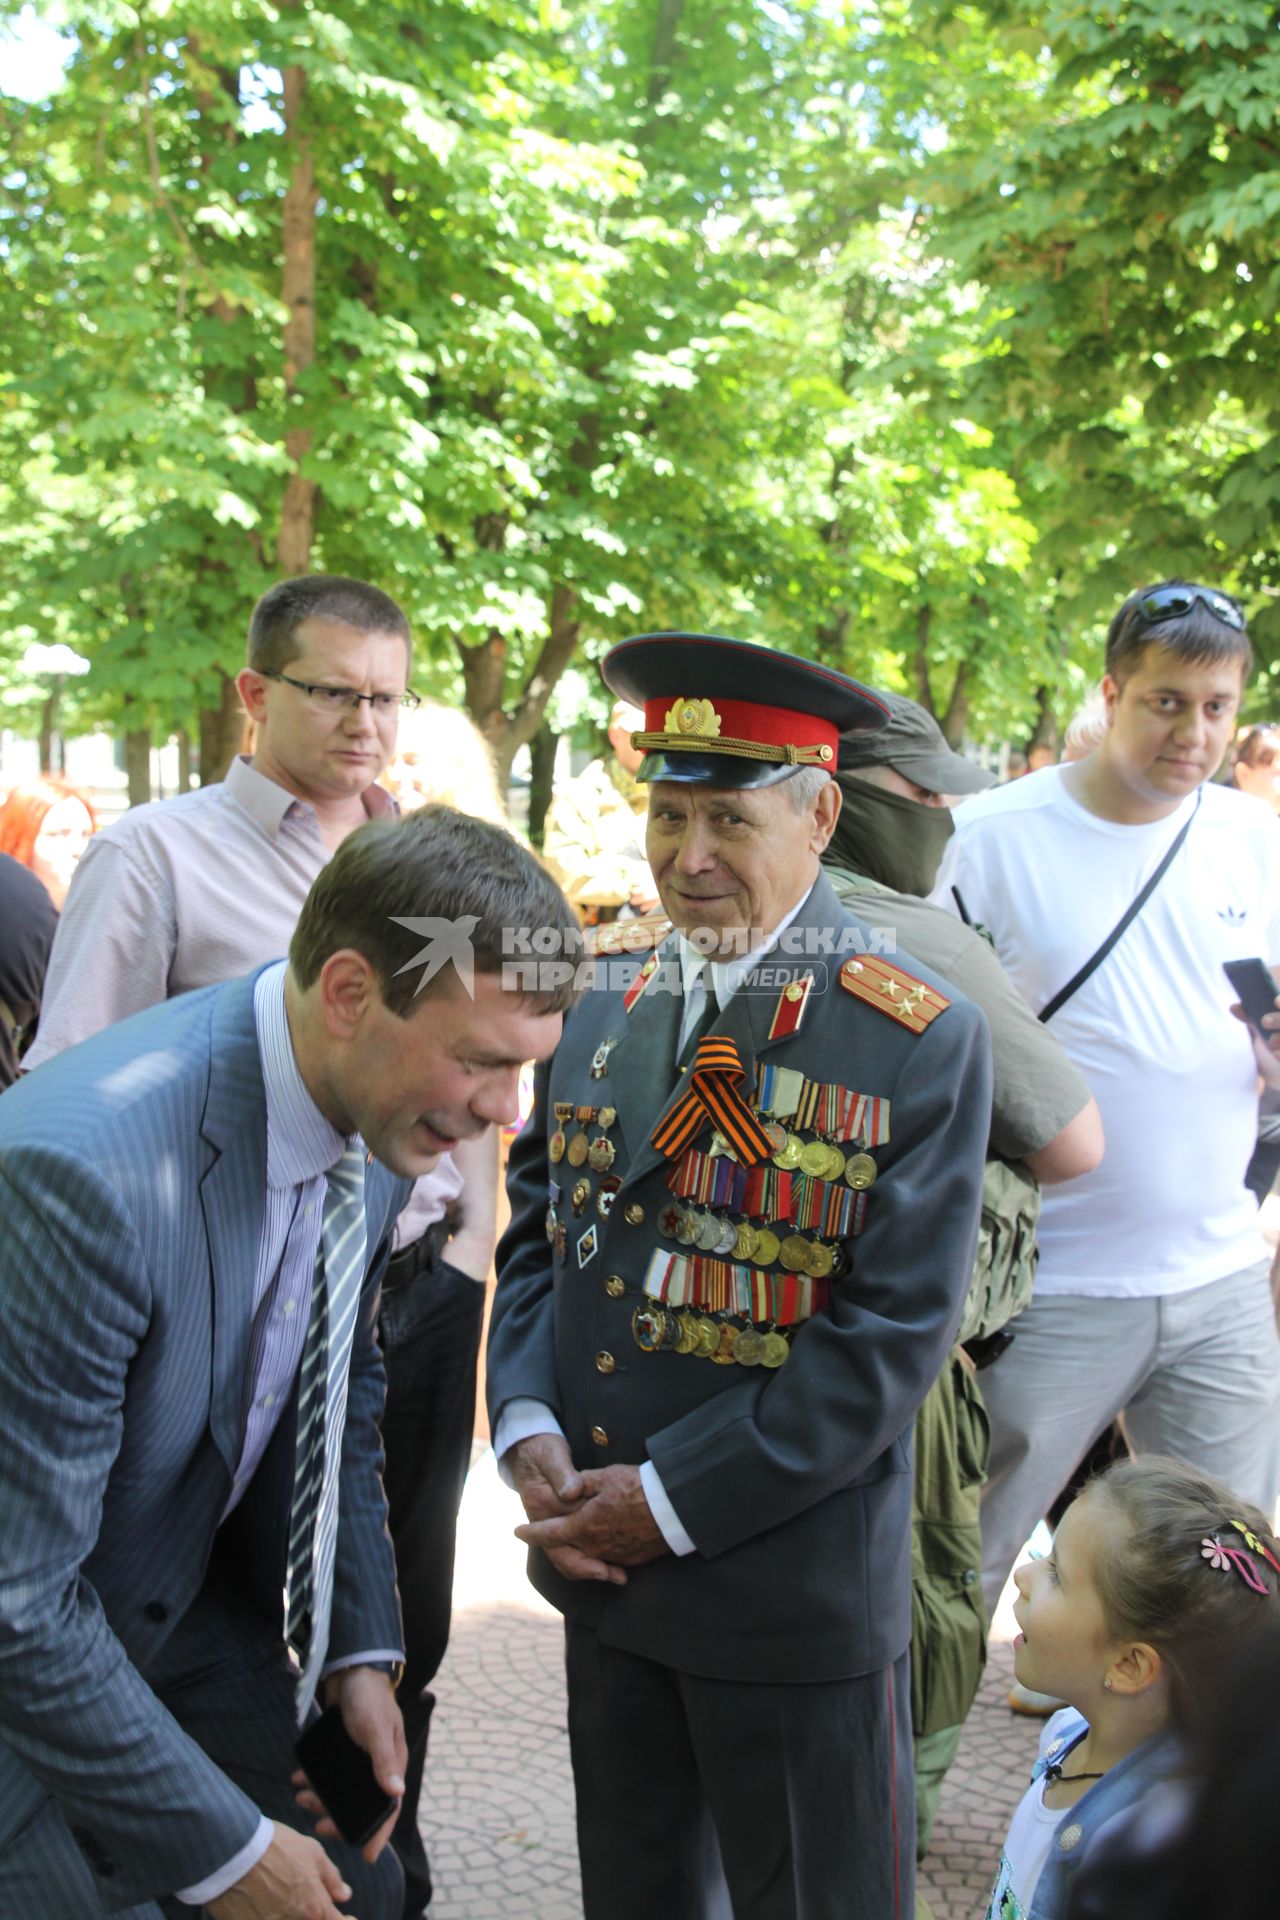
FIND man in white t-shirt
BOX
[932,580,1280,1613]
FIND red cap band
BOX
[642,694,837,761]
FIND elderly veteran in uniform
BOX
[487,633,993,1920]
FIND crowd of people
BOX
[0,573,1277,1920]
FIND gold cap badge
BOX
[665,697,722,739]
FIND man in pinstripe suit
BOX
[0,807,574,1920]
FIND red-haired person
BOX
[0,776,97,911]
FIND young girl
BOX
[985,1456,1280,1919]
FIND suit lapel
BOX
[198,975,270,1476]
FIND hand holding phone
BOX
[1223,957,1280,1035]
[294,1703,397,1849]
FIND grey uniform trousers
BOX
[566,1623,915,1920]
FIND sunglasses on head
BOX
[1137,585,1246,632]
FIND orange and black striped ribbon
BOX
[651,1035,775,1165]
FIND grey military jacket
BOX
[489,871,992,1684]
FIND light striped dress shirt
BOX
[225,962,349,1512]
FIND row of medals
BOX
[660,1203,844,1280]
[739,1123,879,1190]
[632,1304,791,1370]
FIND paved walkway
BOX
[420,1451,1042,1920]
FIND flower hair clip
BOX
[1201,1533,1272,1596]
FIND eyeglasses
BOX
[1136,585,1246,632]
[262,669,420,714]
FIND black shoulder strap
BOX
[1038,790,1201,1024]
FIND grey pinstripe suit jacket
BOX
[0,971,407,1908]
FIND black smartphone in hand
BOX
[1223,957,1280,1034]
[294,1704,396,1848]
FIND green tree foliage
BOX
[897,0,1280,689]
[2,0,1278,777]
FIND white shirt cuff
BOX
[639,1459,696,1556]
[493,1403,694,1555]
[493,1400,565,1486]
[319,1649,405,1681]
[174,1816,273,1904]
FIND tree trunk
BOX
[646,0,685,109]
[198,672,245,786]
[939,664,971,748]
[177,727,193,793]
[125,728,152,808]
[911,603,936,714]
[459,632,509,751]
[527,724,559,849]
[278,59,318,573]
[493,585,583,788]
[1027,684,1059,758]
[38,678,63,773]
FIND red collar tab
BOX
[767,972,815,1043]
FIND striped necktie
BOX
[285,1140,367,1718]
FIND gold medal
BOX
[588,1135,616,1173]
[659,1204,684,1239]
[806,1240,836,1278]
[571,1179,591,1217]
[694,1316,721,1357]
[779,1233,810,1272]
[733,1222,760,1261]
[549,1129,566,1164]
[711,1324,739,1364]
[820,1144,846,1180]
[844,1152,877,1191]
[675,1312,699,1355]
[754,1228,781,1265]
[772,1131,804,1171]
[733,1327,765,1366]
[677,1207,699,1246]
[760,1330,790,1368]
[567,1131,589,1168]
[799,1140,832,1179]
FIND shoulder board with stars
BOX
[586,912,673,958]
[838,956,949,1033]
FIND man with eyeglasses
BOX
[24,574,483,1918]
[931,580,1280,1638]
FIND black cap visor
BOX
[638,749,808,789]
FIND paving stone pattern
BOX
[421,1453,1042,1920]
